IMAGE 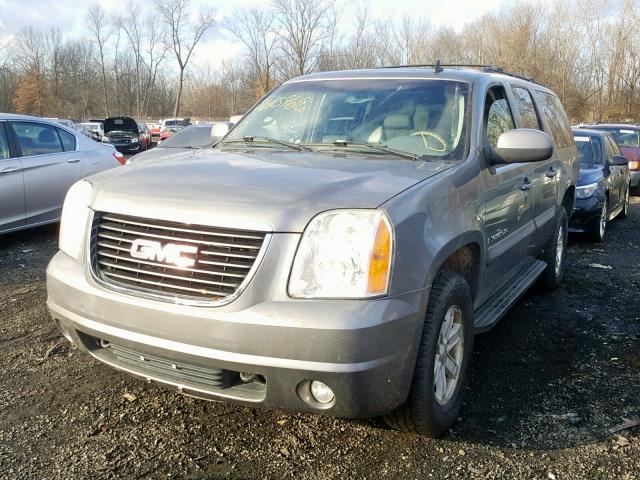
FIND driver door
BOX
[481,85,535,292]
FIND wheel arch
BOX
[426,232,484,302]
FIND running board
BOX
[473,258,547,333]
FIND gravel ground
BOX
[1,200,639,479]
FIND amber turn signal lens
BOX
[367,218,392,294]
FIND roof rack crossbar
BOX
[376,63,545,87]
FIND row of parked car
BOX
[3,64,639,439]
[50,116,194,152]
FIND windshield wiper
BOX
[221,136,309,151]
[304,140,421,161]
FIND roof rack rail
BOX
[377,62,546,86]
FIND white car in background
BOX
[0,114,125,234]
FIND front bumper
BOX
[569,196,604,233]
[111,143,141,153]
[47,247,426,418]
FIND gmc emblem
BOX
[130,239,197,268]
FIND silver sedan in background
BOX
[0,114,125,234]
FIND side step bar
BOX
[473,258,547,333]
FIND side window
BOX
[535,92,574,148]
[11,122,64,157]
[604,136,616,160]
[606,135,622,156]
[0,124,10,160]
[57,128,76,151]
[484,86,515,148]
[511,87,541,130]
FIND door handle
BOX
[521,178,532,191]
[0,166,20,174]
[67,158,81,163]
[546,168,557,179]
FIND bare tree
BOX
[155,0,216,117]
[272,0,336,78]
[86,4,113,116]
[228,6,279,98]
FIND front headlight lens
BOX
[629,160,639,170]
[576,182,599,199]
[131,137,139,143]
[289,210,393,298]
[59,180,93,260]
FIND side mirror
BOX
[211,123,230,139]
[491,129,554,164]
[609,155,629,167]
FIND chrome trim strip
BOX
[97,250,249,276]
[88,211,272,307]
[101,214,265,240]
[100,223,263,249]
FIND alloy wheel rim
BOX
[555,224,564,276]
[434,305,464,406]
[625,189,629,215]
[600,200,607,238]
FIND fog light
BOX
[310,381,334,404]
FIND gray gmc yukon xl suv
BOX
[47,66,578,436]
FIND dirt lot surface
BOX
[1,201,639,480]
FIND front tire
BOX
[383,271,473,437]
[589,197,608,242]
[618,188,630,219]
[539,207,568,290]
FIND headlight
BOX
[289,210,393,298]
[576,182,599,199]
[629,160,639,170]
[101,136,109,142]
[131,137,139,143]
[59,180,93,260]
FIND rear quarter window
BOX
[535,92,574,149]
[57,128,76,151]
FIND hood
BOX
[578,166,604,186]
[620,146,640,162]
[91,149,455,232]
[104,117,139,135]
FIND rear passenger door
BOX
[533,91,575,243]
[9,121,82,225]
[482,85,535,288]
[604,135,623,208]
[0,122,25,233]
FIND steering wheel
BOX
[410,131,448,153]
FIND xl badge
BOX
[130,239,197,267]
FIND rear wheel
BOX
[589,197,608,243]
[539,207,568,290]
[383,271,473,437]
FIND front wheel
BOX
[383,271,474,437]
[539,207,568,290]
[589,197,608,243]
[618,188,630,219]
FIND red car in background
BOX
[586,124,640,193]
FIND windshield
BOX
[574,135,602,165]
[159,125,216,148]
[223,79,469,160]
[590,127,639,147]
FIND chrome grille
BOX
[90,212,268,304]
